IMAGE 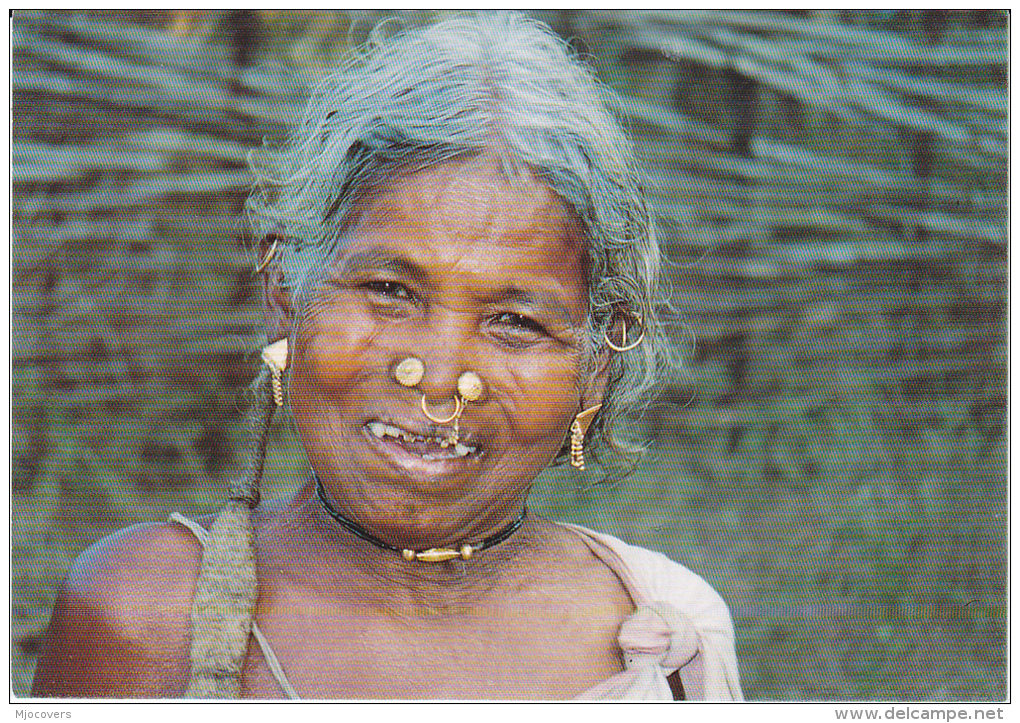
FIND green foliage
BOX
[531,418,1005,700]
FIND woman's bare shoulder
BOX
[31,520,205,698]
[529,517,635,614]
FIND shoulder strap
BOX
[666,670,686,701]
[170,513,300,700]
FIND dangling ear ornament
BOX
[261,338,289,406]
[570,404,602,470]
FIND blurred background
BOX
[11,10,1007,699]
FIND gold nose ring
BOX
[393,357,484,426]
[421,371,483,425]
[420,395,463,425]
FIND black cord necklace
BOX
[314,476,527,563]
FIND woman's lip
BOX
[364,417,478,447]
[360,423,483,476]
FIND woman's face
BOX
[288,157,596,546]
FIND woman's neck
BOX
[270,479,540,615]
[313,476,526,562]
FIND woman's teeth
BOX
[368,422,477,459]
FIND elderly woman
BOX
[32,13,741,700]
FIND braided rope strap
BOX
[184,366,275,698]
[185,501,258,698]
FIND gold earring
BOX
[605,316,645,352]
[570,405,601,470]
[254,237,280,275]
[261,338,288,406]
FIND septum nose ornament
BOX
[393,357,483,444]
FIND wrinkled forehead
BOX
[291,154,592,312]
[354,155,586,250]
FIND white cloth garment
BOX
[171,514,742,700]
[560,522,743,700]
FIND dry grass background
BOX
[11,10,1007,699]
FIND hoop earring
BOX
[605,317,645,352]
[570,404,601,470]
[261,338,288,406]
[254,237,280,275]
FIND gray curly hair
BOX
[248,11,672,465]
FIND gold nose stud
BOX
[394,357,425,387]
[393,357,484,435]
[457,371,483,402]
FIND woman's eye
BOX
[491,312,545,337]
[363,281,411,299]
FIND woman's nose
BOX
[412,311,478,402]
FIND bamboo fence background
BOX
[11,10,1007,699]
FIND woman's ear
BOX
[582,336,614,410]
[581,312,628,409]
[258,237,293,342]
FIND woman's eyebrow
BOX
[485,286,579,324]
[334,247,428,283]
[334,247,580,322]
